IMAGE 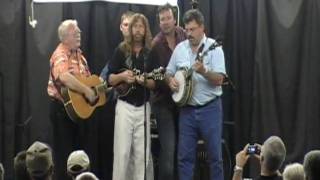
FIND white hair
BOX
[58,19,78,42]
[283,163,305,180]
[75,172,99,180]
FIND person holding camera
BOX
[232,136,286,180]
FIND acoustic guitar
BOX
[61,74,111,121]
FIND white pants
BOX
[112,99,153,180]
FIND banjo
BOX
[172,40,222,106]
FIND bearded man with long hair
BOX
[106,13,158,180]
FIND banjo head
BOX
[172,70,193,106]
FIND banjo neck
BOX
[187,40,223,78]
[196,39,222,62]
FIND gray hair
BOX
[58,19,78,42]
[303,150,320,180]
[261,136,286,172]
[283,163,305,180]
[0,163,4,180]
[183,9,204,26]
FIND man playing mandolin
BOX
[106,13,158,180]
[166,9,226,180]
[47,19,97,180]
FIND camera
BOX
[246,145,260,155]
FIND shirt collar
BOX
[159,27,181,45]
[58,43,82,56]
[188,34,207,51]
[198,34,207,48]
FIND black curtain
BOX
[1,0,320,179]
[252,0,320,163]
[222,1,258,176]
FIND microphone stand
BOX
[143,52,148,180]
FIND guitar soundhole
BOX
[85,97,99,106]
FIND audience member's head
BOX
[283,163,305,180]
[14,150,31,180]
[26,141,54,180]
[303,150,320,180]
[260,136,286,173]
[67,150,90,179]
[75,172,99,180]
[0,163,4,180]
[233,135,286,180]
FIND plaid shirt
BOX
[47,43,91,102]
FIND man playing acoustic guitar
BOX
[47,19,97,180]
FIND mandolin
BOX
[114,67,165,97]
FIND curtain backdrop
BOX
[1,0,319,179]
[33,0,178,6]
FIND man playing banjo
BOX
[166,9,226,180]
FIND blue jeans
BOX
[178,98,223,180]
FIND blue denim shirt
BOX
[166,35,226,106]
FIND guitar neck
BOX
[95,82,110,93]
